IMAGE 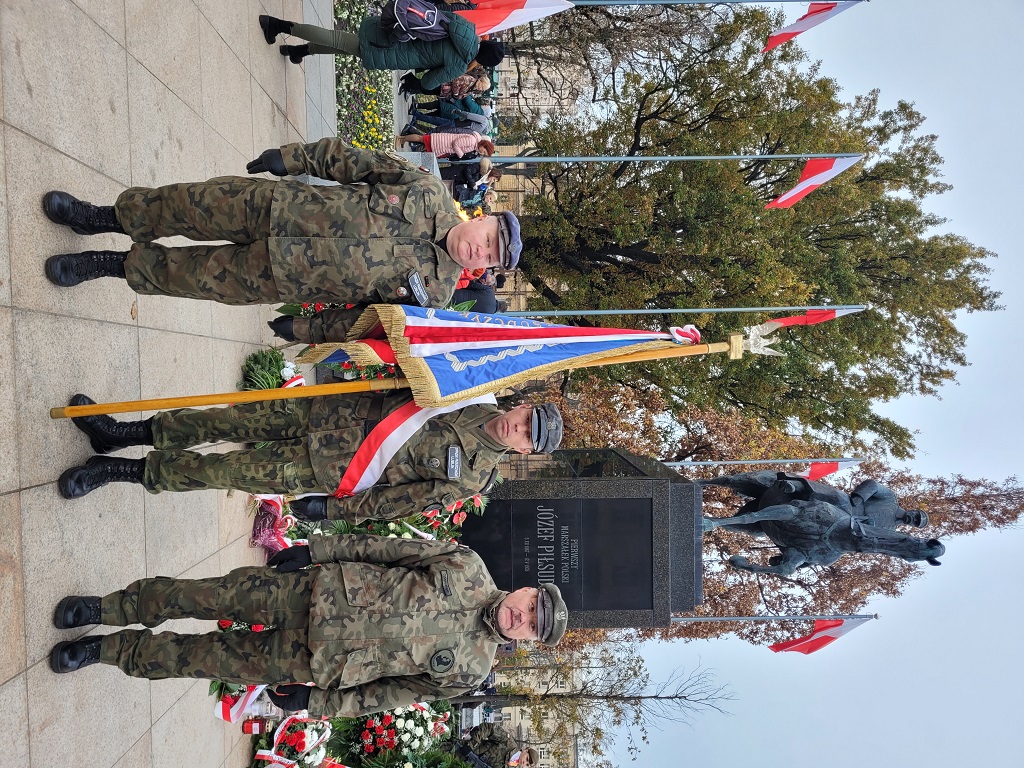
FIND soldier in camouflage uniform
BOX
[49,533,570,718]
[41,138,522,326]
[56,391,564,523]
[458,723,538,768]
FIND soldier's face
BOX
[447,215,502,270]
[497,587,540,641]
[485,405,533,454]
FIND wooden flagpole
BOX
[49,335,745,419]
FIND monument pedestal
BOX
[462,449,703,629]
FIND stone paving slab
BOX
[0,0,336,765]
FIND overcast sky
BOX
[625,2,1024,765]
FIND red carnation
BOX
[376,372,384,379]
[364,744,373,753]
[382,714,393,726]
[302,303,310,309]
[375,725,385,735]
[361,730,372,743]
[314,302,325,312]
[217,619,233,630]
[376,737,385,747]
[386,739,397,749]
[341,361,352,369]
[250,624,265,632]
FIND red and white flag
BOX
[456,0,574,36]
[797,458,861,481]
[763,1,861,53]
[769,617,872,654]
[763,306,864,330]
[765,155,862,209]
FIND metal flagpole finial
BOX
[743,324,784,357]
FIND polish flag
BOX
[456,0,574,36]
[769,617,872,654]
[763,2,862,53]
[764,307,864,329]
[765,155,862,209]
[797,459,861,481]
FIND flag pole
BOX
[504,304,867,319]
[49,378,410,419]
[452,152,861,165]
[663,457,862,468]
[671,614,877,624]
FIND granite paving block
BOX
[0,126,10,306]
[0,492,26,684]
[201,15,254,159]
[125,0,203,114]
[0,309,17,494]
[1,0,131,183]
[152,679,231,768]
[0,675,30,767]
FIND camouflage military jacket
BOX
[304,533,507,717]
[305,390,508,522]
[271,138,465,307]
[466,723,520,768]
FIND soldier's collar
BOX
[483,593,509,638]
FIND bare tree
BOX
[452,643,732,761]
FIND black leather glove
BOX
[290,496,328,521]
[246,148,287,176]
[268,684,311,712]
[267,315,296,341]
[399,73,423,95]
[267,545,312,572]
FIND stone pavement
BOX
[0,1,336,766]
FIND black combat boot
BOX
[54,596,103,629]
[43,191,125,235]
[259,14,294,44]
[45,250,128,287]
[280,44,310,63]
[68,394,154,454]
[290,496,327,521]
[50,636,103,673]
[58,456,146,499]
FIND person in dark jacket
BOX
[258,14,504,92]
[452,275,498,312]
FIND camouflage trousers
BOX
[117,179,281,305]
[144,398,325,494]
[99,567,317,683]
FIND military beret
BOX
[495,210,522,270]
[537,583,568,646]
[531,403,563,454]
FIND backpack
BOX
[380,0,450,43]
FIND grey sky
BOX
[626,2,1024,765]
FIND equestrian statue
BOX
[699,471,945,577]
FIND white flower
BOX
[401,532,413,538]
[400,733,411,743]
[388,533,398,538]
[394,707,405,715]
[411,739,420,749]
[388,522,397,530]
[404,763,414,768]
[414,726,424,737]
[396,718,406,729]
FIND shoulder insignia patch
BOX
[430,648,456,674]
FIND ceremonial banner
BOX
[765,155,862,209]
[763,1,861,53]
[296,306,700,406]
[455,0,574,36]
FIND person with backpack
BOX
[397,131,494,161]
[258,12,504,93]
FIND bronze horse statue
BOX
[699,472,945,576]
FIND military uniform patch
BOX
[430,648,456,673]
[447,445,462,479]
[407,270,430,306]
